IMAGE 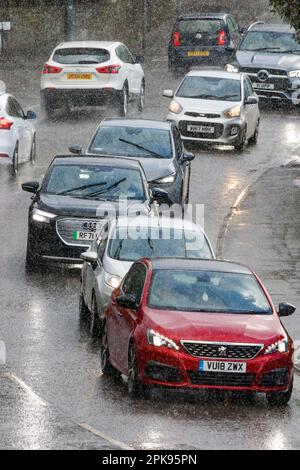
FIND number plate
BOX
[74,231,97,241]
[199,360,247,373]
[187,124,214,133]
[187,51,210,57]
[252,82,274,90]
[67,73,92,80]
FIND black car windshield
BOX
[240,31,300,53]
[43,164,146,201]
[148,270,273,314]
[53,48,110,64]
[176,76,241,101]
[108,227,213,261]
[88,126,173,158]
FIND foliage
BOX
[269,0,300,37]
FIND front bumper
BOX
[137,341,293,392]
[167,114,245,145]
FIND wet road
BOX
[0,58,300,449]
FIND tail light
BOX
[0,117,13,130]
[96,64,121,74]
[173,32,180,47]
[218,30,226,46]
[42,64,62,74]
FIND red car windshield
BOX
[148,270,272,314]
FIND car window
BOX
[148,270,273,314]
[53,48,110,64]
[122,263,147,305]
[244,78,251,99]
[245,77,254,96]
[227,18,235,36]
[116,45,134,64]
[176,76,241,102]
[178,19,223,35]
[98,236,108,261]
[7,97,24,118]
[89,126,173,159]
[228,17,239,34]
[172,127,183,157]
[239,31,300,53]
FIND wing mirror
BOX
[151,188,172,205]
[245,96,258,105]
[278,302,296,317]
[69,144,82,154]
[22,181,39,193]
[26,110,37,120]
[116,293,137,309]
[135,55,145,65]
[182,151,195,162]
[163,89,174,98]
[80,250,98,266]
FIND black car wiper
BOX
[187,94,219,99]
[85,177,127,198]
[57,182,107,195]
[242,47,281,51]
[280,49,300,53]
[119,138,165,159]
[78,60,99,64]
[217,94,240,100]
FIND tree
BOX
[269,0,300,37]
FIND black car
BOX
[168,12,242,73]
[22,156,168,270]
[226,23,300,105]
[69,119,195,206]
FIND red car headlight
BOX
[147,329,179,351]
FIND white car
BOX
[0,81,37,174]
[41,41,145,118]
[79,215,215,336]
[164,70,260,152]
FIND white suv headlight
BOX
[169,100,183,114]
[147,329,179,350]
[153,173,176,184]
[225,64,239,73]
[104,272,122,289]
[264,338,289,355]
[224,105,241,118]
[32,208,57,223]
[289,70,300,78]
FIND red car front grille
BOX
[182,342,262,359]
[189,371,255,387]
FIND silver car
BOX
[79,215,215,336]
[164,70,260,152]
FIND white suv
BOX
[41,41,145,118]
[164,70,260,152]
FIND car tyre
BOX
[266,380,293,406]
[118,83,129,117]
[127,343,150,398]
[248,121,259,146]
[100,322,119,377]
[234,126,247,153]
[30,134,36,164]
[137,80,145,113]
[12,144,19,175]
[90,294,102,337]
[79,283,89,322]
[42,95,55,120]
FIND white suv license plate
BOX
[187,124,214,134]
[199,360,247,373]
[75,231,97,241]
[253,82,275,90]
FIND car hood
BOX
[36,194,150,218]
[176,97,239,115]
[146,309,285,345]
[138,158,175,183]
[236,50,300,70]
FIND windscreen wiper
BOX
[242,47,281,51]
[85,177,127,198]
[119,138,165,159]
[57,181,107,195]
[281,49,300,53]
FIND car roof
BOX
[113,216,205,232]
[186,69,242,80]
[54,41,120,50]
[178,12,228,20]
[100,118,172,130]
[148,258,252,274]
[51,155,143,169]
[249,23,295,33]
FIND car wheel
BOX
[100,322,119,376]
[266,380,293,406]
[12,144,19,175]
[118,84,128,117]
[137,80,145,113]
[79,283,89,322]
[234,126,247,153]
[90,294,102,337]
[248,121,259,146]
[30,134,36,164]
[127,343,149,398]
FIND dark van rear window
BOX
[53,48,110,65]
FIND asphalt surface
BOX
[0,57,300,450]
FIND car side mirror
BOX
[69,144,82,154]
[182,151,195,162]
[135,55,145,65]
[245,96,258,105]
[80,250,98,266]
[163,89,174,98]
[278,302,296,317]
[26,110,37,120]
[116,293,137,309]
[151,188,172,205]
[240,27,246,35]
[22,181,39,193]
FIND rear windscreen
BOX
[53,48,110,65]
[178,19,223,35]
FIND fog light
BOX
[231,126,239,136]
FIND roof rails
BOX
[248,21,265,31]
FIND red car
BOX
[101,258,295,405]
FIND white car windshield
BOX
[176,76,241,101]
